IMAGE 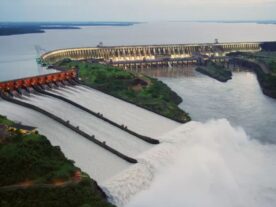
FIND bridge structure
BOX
[41,42,261,68]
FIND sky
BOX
[0,0,276,22]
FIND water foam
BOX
[102,119,276,207]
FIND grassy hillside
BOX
[0,115,114,207]
[55,59,191,123]
[228,52,276,98]
[0,115,14,126]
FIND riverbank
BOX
[54,59,191,123]
[0,115,114,207]
[229,52,276,99]
[196,62,232,82]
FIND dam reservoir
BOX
[2,21,276,81]
[1,21,276,206]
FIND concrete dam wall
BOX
[41,42,261,65]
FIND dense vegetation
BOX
[228,51,276,73]
[0,115,114,207]
[256,69,276,98]
[0,133,76,186]
[268,61,276,74]
[0,179,113,207]
[228,51,276,98]
[0,115,14,126]
[196,61,232,82]
[244,51,276,74]
[249,52,276,97]
[55,59,191,123]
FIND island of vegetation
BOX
[196,61,232,82]
[53,59,191,123]
[228,51,276,99]
[0,115,114,207]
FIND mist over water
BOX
[104,119,276,207]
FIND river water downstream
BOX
[133,67,276,144]
[1,21,276,206]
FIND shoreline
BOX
[230,55,276,99]
[0,22,138,36]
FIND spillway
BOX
[16,93,152,158]
[50,85,180,138]
[0,99,130,183]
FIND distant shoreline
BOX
[0,22,139,36]
[169,20,276,25]
[1,21,275,36]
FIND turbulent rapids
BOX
[103,120,276,207]
[1,68,276,207]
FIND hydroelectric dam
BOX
[41,41,262,68]
[0,41,270,205]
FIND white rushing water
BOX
[16,92,152,158]
[50,85,180,138]
[0,99,130,183]
[102,119,276,207]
